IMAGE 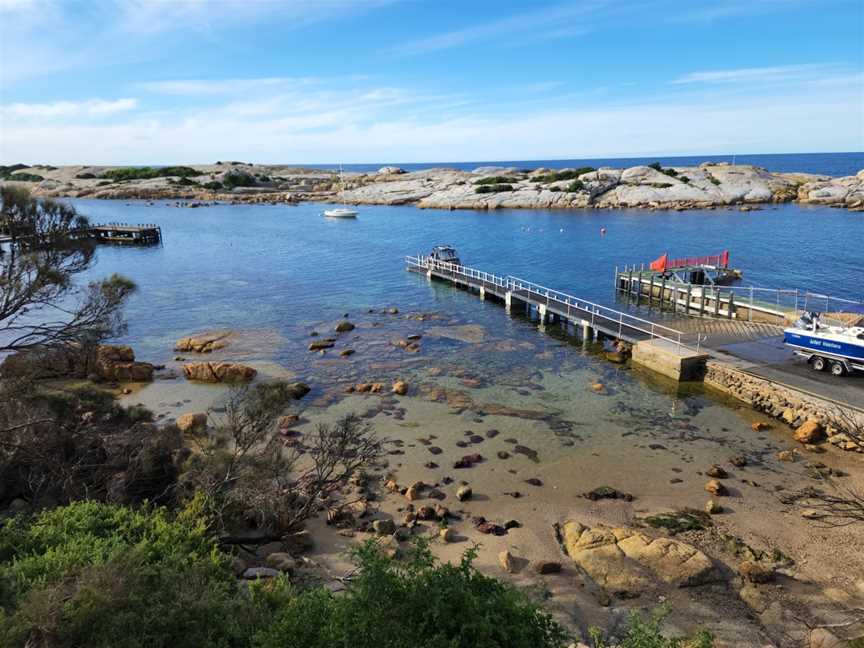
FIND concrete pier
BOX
[632,339,709,381]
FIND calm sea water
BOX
[306,151,864,177]
[73,199,864,366]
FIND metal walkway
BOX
[406,255,703,354]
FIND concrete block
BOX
[632,339,709,382]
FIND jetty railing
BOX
[407,255,697,353]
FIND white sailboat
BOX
[323,165,358,219]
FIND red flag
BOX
[650,253,668,272]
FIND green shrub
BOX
[549,186,562,192]
[0,499,245,648]
[475,175,519,185]
[97,180,112,186]
[76,172,96,179]
[0,164,29,179]
[222,172,257,189]
[709,177,721,185]
[650,182,673,189]
[648,162,680,179]
[589,608,713,647]
[254,542,568,648]
[101,167,199,182]
[203,181,223,190]
[533,167,594,184]
[475,184,514,194]
[566,180,585,192]
[643,509,711,534]
[6,173,44,182]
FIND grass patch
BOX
[643,509,711,534]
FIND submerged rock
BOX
[182,361,256,383]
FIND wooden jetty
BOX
[615,266,859,326]
[0,222,161,247]
[406,255,709,381]
[87,223,162,245]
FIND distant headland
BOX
[1,160,862,211]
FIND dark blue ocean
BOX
[306,151,863,177]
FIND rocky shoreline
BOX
[3,161,863,211]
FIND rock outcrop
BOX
[94,345,155,382]
[175,332,233,353]
[559,521,718,591]
[335,163,863,211]
[182,362,257,383]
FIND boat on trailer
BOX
[783,311,864,376]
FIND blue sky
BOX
[0,0,862,164]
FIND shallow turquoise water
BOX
[74,199,863,363]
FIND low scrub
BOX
[648,162,681,179]
[0,503,568,648]
[101,166,199,182]
[475,184,514,194]
[533,167,595,183]
[566,180,585,192]
[475,175,520,185]
[203,180,223,190]
[6,173,44,182]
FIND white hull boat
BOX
[323,164,359,219]
[323,207,358,219]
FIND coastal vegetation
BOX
[474,175,520,185]
[3,173,44,183]
[475,183,514,194]
[0,501,713,648]
[532,167,595,183]
[101,166,199,182]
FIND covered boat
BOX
[428,245,461,267]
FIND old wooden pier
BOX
[0,222,162,248]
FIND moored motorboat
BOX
[783,311,864,376]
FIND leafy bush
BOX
[97,180,112,186]
[0,499,246,648]
[589,608,713,647]
[0,164,29,179]
[76,172,96,179]
[566,180,585,192]
[709,177,721,186]
[475,184,514,194]
[1,505,568,648]
[532,167,594,183]
[222,171,257,189]
[6,173,44,182]
[650,183,673,189]
[203,181,223,190]
[254,542,569,648]
[101,167,199,181]
[648,162,680,179]
[475,175,519,185]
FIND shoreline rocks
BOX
[6,163,861,212]
[182,361,257,383]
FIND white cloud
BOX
[138,78,311,96]
[671,63,844,85]
[1,98,138,119]
[395,1,604,55]
[1,80,860,165]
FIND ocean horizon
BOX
[288,151,864,178]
